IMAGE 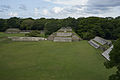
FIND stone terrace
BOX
[48,27,81,42]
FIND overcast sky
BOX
[0,0,120,19]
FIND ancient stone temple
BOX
[48,27,82,42]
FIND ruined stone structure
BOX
[54,37,72,42]
[88,40,100,48]
[5,28,21,33]
[47,33,56,41]
[93,36,112,45]
[88,36,113,61]
[102,45,113,61]
[8,37,47,41]
[48,27,81,42]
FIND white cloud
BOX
[8,12,18,17]
[43,0,120,18]
[43,0,89,18]
[34,8,39,16]
[52,7,63,13]
[44,0,88,5]
[44,0,51,2]
[42,9,49,15]
[19,4,27,11]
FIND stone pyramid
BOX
[48,27,82,42]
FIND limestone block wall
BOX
[54,37,72,42]
[9,37,46,41]
[72,35,80,41]
[88,36,113,61]
[48,27,81,42]
[5,28,21,33]
[88,40,100,48]
[47,33,56,41]
[102,45,113,61]
[93,37,107,45]
[56,32,72,37]
[58,28,72,32]
[93,36,112,46]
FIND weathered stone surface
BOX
[48,27,81,42]
[93,37,107,45]
[102,45,113,61]
[88,36,113,61]
[8,37,47,41]
[47,33,56,41]
[56,32,72,37]
[92,36,112,46]
[88,40,100,48]
[72,33,82,41]
[58,27,72,32]
[54,37,72,42]
[5,28,21,33]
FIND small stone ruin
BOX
[8,37,47,41]
[102,45,113,61]
[88,40,100,49]
[89,36,112,49]
[93,36,112,46]
[5,28,21,33]
[48,27,82,42]
[88,36,113,60]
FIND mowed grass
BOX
[0,32,25,37]
[0,38,115,80]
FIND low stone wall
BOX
[72,33,81,41]
[56,32,72,37]
[8,37,47,41]
[88,40,100,48]
[59,29,72,32]
[93,36,110,45]
[54,37,72,42]
[47,33,56,41]
[58,27,72,32]
[102,45,113,61]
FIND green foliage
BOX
[104,38,120,80]
[1,16,120,40]
[25,30,45,37]
[7,17,21,28]
[44,20,61,35]
[20,19,34,30]
[80,32,95,40]
[32,18,46,30]
[0,19,8,31]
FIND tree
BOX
[0,16,120,40]
[0,19,7,31]
[104,39,120,80]
[25,30,45,37]
[44,20,61,35]
[81,32,95,40]
[7,17,21,28]
[32,18,46,30]
[20,19,34,30]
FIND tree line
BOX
[0,16,120,40]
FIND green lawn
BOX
[0,32,25,37]
[0,36,115,80]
